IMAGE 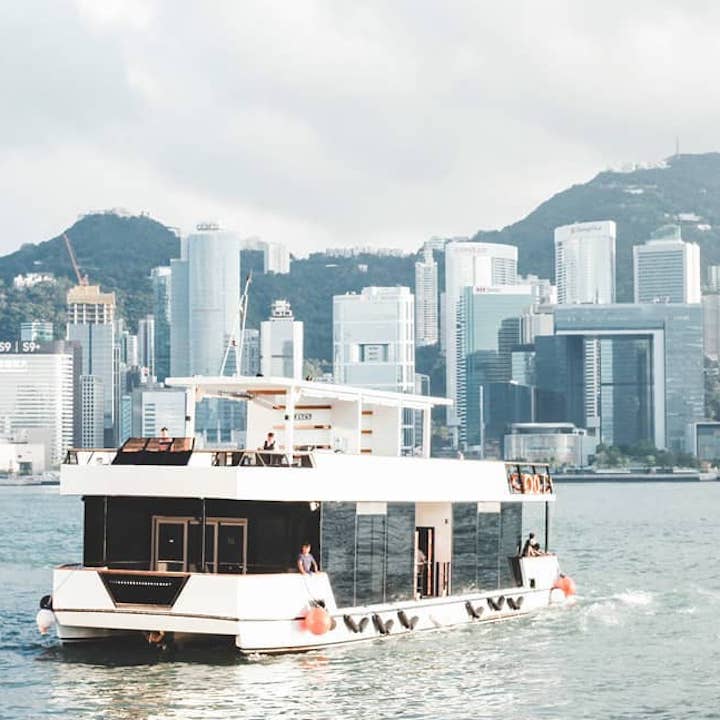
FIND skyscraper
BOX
[0,344,75,466]
[241,328,260,376]
[333,287,415,393]
[80,375,104,448]
[456,285,534,448]
[131,385,189,437]
[66,285,116,441]
[169,223,243,377]
[150,266,172,382]
[550,304,704,451]
[137,314,155,378]
[260,300,304,379]
[554,221,616,305]
[702,293,720,361]
[444,241,518,430]
[414,247,438,347]
[633,226,701,303]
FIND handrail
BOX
[64,447,316,468]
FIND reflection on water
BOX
[2,484,720,718]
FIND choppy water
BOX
[1,483,719,719]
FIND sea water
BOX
[1,483,718,719]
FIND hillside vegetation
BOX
[474,153,720,299]
[3,153,720,359]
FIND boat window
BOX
[156,521,186,572]
[217,522,247,574]
[152,516,247,574]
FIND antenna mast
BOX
[220,272,253,377]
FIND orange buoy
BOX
[303,606,332,635]
[553,575,577,597]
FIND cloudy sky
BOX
[2,1,719,255]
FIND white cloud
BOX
[1,1,720,256]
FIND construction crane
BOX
[63,232,89,286]
[220,272,253,377]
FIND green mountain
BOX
[3,152,720,363]
[0,212,180,341]
[473,153,720,299]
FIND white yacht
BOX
[36,376,576,654]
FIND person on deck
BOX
[260,432,276,465]
[297,543,318,575]
[521,532,541,557]
[158,427,172,450]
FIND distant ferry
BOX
[36,376,576,654]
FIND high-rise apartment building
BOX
[333,286,415,393]
[414,247,438,347]
[20,321,53,344]
[444,241,518,429]
[241,328,260,376]
[150,266,172,382]
[633,226,701,303]
[0,345,75,466]
[130,385,189,437]
[554,221,616,305]
[138,314,155,378]
[262,241,291,274]
[707,265,720,293]
[80,375,104,448]
[703,293,720,361]
[260,300,304,379]
[66,285,116,439]
[170,223,243,377]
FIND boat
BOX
[36,376,576,654]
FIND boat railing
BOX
[64,445,315,468]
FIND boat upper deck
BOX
[62,443,554,504]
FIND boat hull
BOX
[47,557,569,654]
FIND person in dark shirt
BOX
[297,543,318,575]
[260,432,276,465]
[521,532,541,557]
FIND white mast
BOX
[220,272,253,377]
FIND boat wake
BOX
[577,589,656,630]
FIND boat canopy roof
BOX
[166,375,451,458]
[166,375,452,411]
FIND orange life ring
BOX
[521,474,534,493]
[509,473,522,492]
[543,476,553,493]
[532,474,541,493]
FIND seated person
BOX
[297,543,318,575]
[521,532,541,557]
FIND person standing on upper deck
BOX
[297,543,318,575]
